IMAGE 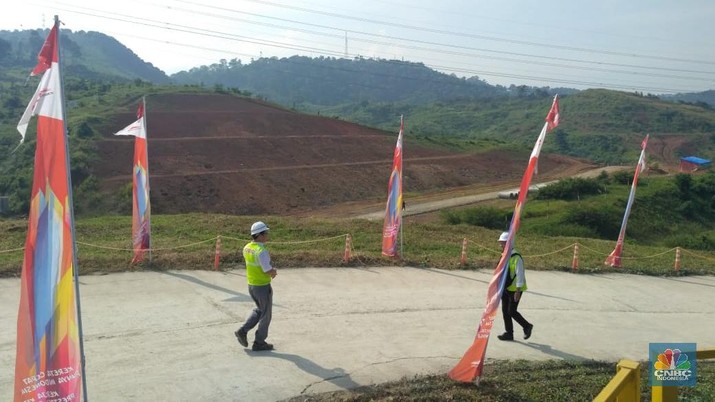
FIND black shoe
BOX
[252,342,274,351]
[497,332,514,341]
[235,329,248,347]
[524,324,533,340]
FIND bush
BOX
[525,222,597,238]
[535,177,607,200]
[441,206,511,229]
[612,170,631,185]
[563,205,622,239]
[663,232,715,251]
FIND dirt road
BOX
[352,165,630,220]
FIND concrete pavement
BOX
[1,267,714,401]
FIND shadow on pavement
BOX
[663,277,715,288]
[518,341,590,361]
[527,291,578,303]
[410,267,489,284]
[162,271,252,302]
[249,351,360,391]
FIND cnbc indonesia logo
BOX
[654,349,692,381]
[650,343,697,386]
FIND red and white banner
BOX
[381,116,404,257]
[114,100,151,263]
[14,18,84,402]
[605,134,649,267]
[449,95,559,383]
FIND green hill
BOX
[0,29,170,83]
[313,89,715,164]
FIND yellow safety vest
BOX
[506,252,527,292]
[244,242,271,286]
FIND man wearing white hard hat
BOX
[235,221,277,351]
[496,231,533,341]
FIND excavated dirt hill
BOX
[93,93,597,216]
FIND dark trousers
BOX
[501,290,530,334]
[241,284,273,344]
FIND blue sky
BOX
[2,0,713,94]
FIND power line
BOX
[43,1,714,93]
[171,0,715,77]
[227,0,715,66]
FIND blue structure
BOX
[679,156,712,172]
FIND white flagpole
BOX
[143,95,152,264]
[400,212,404,258]
[400,115,404,258]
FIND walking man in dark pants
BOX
[496,231,534,341]
[235,221,277,351]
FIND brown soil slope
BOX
[94,93,596,215]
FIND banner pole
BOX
[144,95,152,264]
[400,214,404,258]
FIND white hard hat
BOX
[498,232,509,242]
[250,221,270,235]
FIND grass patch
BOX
[287,360,715,401]
[2,213,715,277]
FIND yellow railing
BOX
[652,348,715,402]
[593,359,641,402]
[594,348,715,402]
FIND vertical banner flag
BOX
[605,134,649,268]
[382,115,404,257]
[449,95,560,383]
[15,18,85,401]
[114,98,151,263]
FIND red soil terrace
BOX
[93,93,598,216]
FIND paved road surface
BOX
[2,267,713,401]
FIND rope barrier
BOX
[615,248,677,260]
[466,238,502,255]
[2,234,714,267]
[75,242,133,251]
[217,235,248,243]
[4,234,348,254]
[76,237,218,252]
[523,243,576,258]
[576,243,612,256]
[270,234,348,245]
[220,234,347,245]
[680,248,715,262]
[0,247,25,254]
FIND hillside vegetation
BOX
[1,29,714,224]
[443,172,715,251]
[315,89,715,164]
[0,29,169,83]
[2,83,715,218]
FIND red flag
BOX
[605,134,649,267]
[449,95,559,383]
[17,26,63,142]
[545,95,560,130]
[30,26,57,76]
